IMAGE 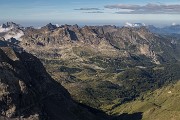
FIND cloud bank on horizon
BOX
[104,3,180,14]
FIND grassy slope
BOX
[110,81,180,120]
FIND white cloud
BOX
[105,3,180,14]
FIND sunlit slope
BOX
[110,81,180,120]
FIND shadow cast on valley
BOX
[112,112,143,120]
[78,103,143,120]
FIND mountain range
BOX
[123,22,180,35]
[0,22,180,120]
[147,24,180,35]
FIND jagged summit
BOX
[0,23,7,28]
[6,22,21,28]
[0,22,22,31]
[42,23,57,30]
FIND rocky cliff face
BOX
[0,45,106,120]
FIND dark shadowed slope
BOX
[0,45,105,120]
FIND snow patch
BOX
[56,24,60,27]
[0,26,12,33]
[0,22,24,41]
[125,22,146,27]
[4,30,24,41]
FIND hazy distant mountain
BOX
[148,24,180,34]
[123,22,180,35]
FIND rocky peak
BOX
[5,22,21,29]
[73,24,79,29]
[1,24,7,28]
[42,23,57,30]
[65,24,79,31]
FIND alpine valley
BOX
[0,22,180,120]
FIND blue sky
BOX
[1,0,180,26]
